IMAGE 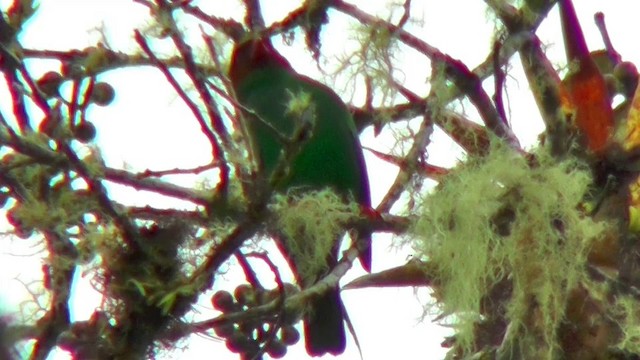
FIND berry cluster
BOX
[36,70,115,143]
[210,283,301,359]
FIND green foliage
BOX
[409,141,608,355]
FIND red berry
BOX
[211,290,235,312]
[225,331,254,353]
[73,121,97,143]
[36,71,63,98]
[234,284,256,306]
[90,82,115,106]
[267,340,287,358]
[280,325,300,345]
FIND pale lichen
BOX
[269,189,359,284]
[408,141,608,355]
[611,292,640,354]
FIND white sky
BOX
[2,0,640,359]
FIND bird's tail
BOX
[304,286,346,356]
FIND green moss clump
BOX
[612,295,640,354]
[409,142,607,355]
[269,189,359,283]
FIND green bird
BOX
[229,37,371,356]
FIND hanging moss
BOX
[269,189,359,282]
[409,141,608,355]
[612,294,640,354]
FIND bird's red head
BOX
[229,37,291,87]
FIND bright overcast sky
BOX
[2,1,640,359]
